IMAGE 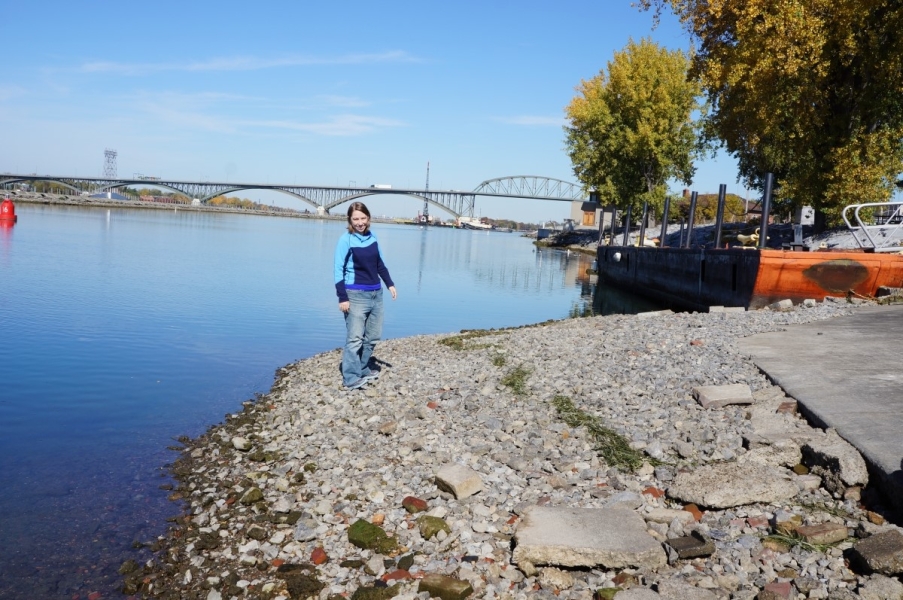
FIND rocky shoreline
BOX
[123,299,903,600]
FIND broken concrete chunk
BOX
[537,567,574,591]
[769,299,794,312]
[850,530,903,575]
[801,428,868,494]
[693,383,754,408]
[435,463,483,499]
[643,508,697,526]
[512,506,666,575]
[668,462,798,509]
[616,589,662,600]
[656,579,719,600]
[857,574,903,600]
[738,444,802,469]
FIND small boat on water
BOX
[596,201,903,311]
[458,216,493,231]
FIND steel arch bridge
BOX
[0,174,586,218]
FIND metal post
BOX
[609,208,618,246]
[685,192,698,248]
[638,202,649,247]
[759,173,774,249]
[597,205,606,246]
[622,205,632,246]
[659,197,670,247]
[714,184,727,248]
[678,218,685,247]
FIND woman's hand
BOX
[389,286,397,300]
[339,301,350,313]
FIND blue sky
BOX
[1,1,752,223]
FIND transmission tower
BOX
[422,161,430,224]
[103,149,117,178]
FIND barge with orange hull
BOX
[595,245,903,311]
[594,198,903,311]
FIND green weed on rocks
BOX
[439,329,501,351]
[501,365,531,396]
[551,395,653,472]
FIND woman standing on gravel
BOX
[334,202,397,390]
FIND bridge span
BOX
[0,174,586,218]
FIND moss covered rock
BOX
[417,515,451,540]
[347,519,398,554]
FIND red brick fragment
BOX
[88,593,102,600]
[796,522,848,545]
[383,569,413,582]
[683,504,703,521]
[690,339,704,346]
[776,401,797,414]
[402,495,429,513]
[642,486,665,498]
[747,516,769,528]
[427,401,439,409]
[310,547,328,565]
[271,558,285,568]
[764,581,793,599]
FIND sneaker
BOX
[361,369,380,382]
[344,377,369,390]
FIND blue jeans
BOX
[342,289,384,386]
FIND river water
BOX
[0,203,657,598]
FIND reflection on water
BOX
[524,246,662,318]
[0,210,661,600]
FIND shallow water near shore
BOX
[0,203,656,599]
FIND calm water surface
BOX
[0,203,656,598]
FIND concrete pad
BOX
[668,462,798,508]
[740,306,903,511]
[512,506,666,574]
[693,383,754,408]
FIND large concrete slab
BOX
[512,506,667,573]
[740,305,903,509]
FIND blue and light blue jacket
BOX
[334,230,394,303]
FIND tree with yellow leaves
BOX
[638,0,903,222]
[564,38,703,218]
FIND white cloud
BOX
[249,114,405,136]
[79,51,420,75]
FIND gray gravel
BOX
[129,299,903,600]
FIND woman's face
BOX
[350,210,370,233]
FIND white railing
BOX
[841,201,903,252]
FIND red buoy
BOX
[0,198,17,224]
